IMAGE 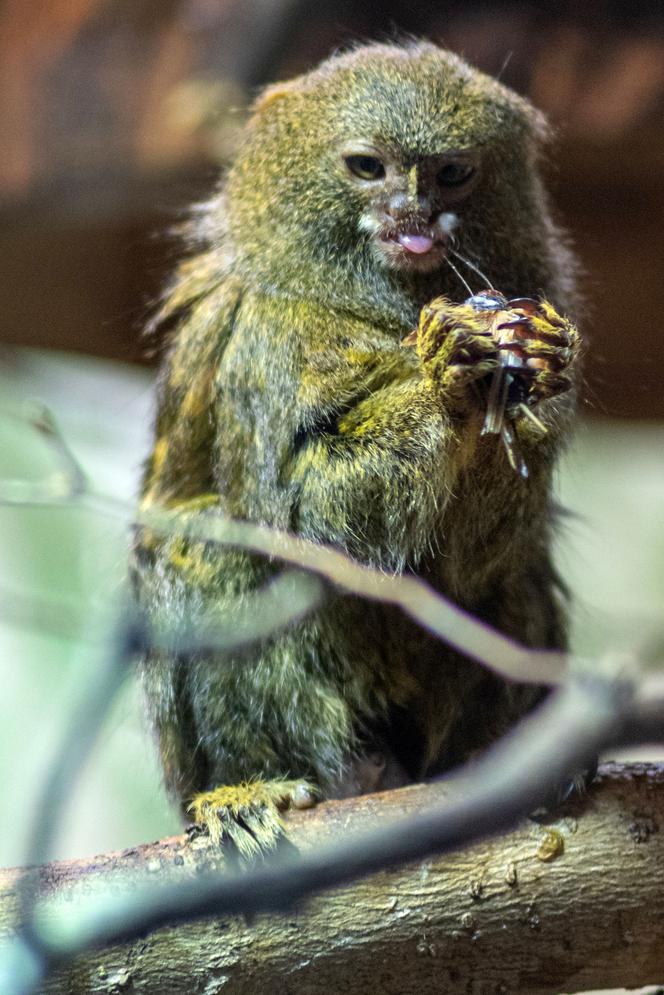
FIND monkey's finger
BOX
[504,296,539,314]
[530,370,574,398]
[500,341,573,370]
[508,323,572,348]
[443,357,500,388]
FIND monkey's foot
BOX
[497,298,579,405]
[530,757,598,821]
[326,744,412,799]
[188,779,317,859]
[408,297,499,407]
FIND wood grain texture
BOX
[2,763,664,994]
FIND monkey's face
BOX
[227,44,552,312]
[339,143,480,273]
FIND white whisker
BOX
[445,254,474,297]
[449,246,493,290]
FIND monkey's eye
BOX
[437,162,476,188]
[344,155,386,181]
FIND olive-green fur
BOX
[133,41,580,845]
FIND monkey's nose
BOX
[386,191,432,220]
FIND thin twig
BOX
[137,503,570,685]
[16,614,140,916]
[0,403,86,506]
[144,569,326,656]
[0,584,91,641]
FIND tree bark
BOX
[2,763,664,995]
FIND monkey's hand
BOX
[497,298,579,407]
[405,297,499,412]
[188,779,317,859]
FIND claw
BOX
[528,316,571,344]
[530,758,598,820]
[497,317,532,332]
[494,341,529,356]
[526,351,570,370]
[505,296,539,313]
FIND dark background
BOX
[1,0,663,417]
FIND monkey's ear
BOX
[252,80,297,114]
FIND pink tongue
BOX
[398,233,434,254]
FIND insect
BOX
[465,290,549,478]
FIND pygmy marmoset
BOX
[133,41,580,857]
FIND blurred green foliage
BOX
[0,349,179,868]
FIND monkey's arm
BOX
[286,295,579,570]
[289,371,458,570]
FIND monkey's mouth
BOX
[376,224,449,272]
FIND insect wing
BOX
[500,419,529,479]
[481,367,509,435]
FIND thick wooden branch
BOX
[2,763,664,994]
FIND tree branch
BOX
[2,763,663,995]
